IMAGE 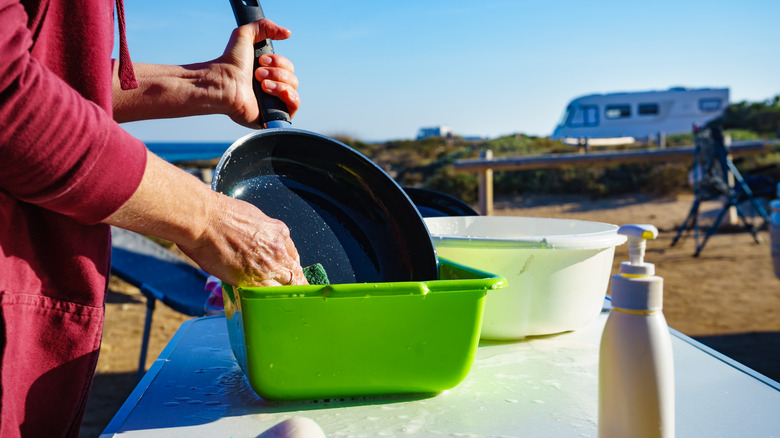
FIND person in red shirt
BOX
[0,0,306,435]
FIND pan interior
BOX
[213,130,438,284]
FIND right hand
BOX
[216,18,300,128]
[178,193,308,287]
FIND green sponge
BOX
[303,263,330,285]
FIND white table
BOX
[100,311,780,437]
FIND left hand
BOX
[216,19,300,128]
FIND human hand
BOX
[178,193,308,287]
[217,19,300,128]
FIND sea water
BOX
[146,142,232,163]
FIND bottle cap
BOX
[611,274,664,311]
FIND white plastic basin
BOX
[425,216,627,339]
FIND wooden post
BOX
[724,135,738,226]
[478,149,493,216]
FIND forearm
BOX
[103,150,307,287]
[112,20,299,126]
[112,62,232,123]
[103,149,213,243]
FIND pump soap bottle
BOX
[599,224,674,438]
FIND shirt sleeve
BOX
[0,0,147,225]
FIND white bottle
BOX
[599,224,674,438]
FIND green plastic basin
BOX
[223,258,506,401]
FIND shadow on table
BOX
[81,371,137,438]
[694,331,780,383]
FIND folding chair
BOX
[671,125,769,256]
[110,227,210,380]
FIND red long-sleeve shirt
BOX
[0,0,147,435]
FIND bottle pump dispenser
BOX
[599,224,674,438]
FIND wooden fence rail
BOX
[452,140,777,215]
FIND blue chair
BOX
[110,227,211,380]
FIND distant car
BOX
[551,87,728,145]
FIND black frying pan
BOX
[403,187,479,218]
[213,0,438,284]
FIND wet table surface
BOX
[100,312,780,437]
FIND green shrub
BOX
[712,96,780,137]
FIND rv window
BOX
[638,103,659,115]
[584,106,598,126]
[699,98,723,112]
[568,105,599,127]
[605,104,631,119]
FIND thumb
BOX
[250,18,291,43]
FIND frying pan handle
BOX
[229,0,292,127]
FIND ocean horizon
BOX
[146,142,232,163]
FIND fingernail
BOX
[256,69,269,79]
[260,55,273,66]
[263,80,277,91]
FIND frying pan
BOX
[213,0,438,284]
[403,187,479,218]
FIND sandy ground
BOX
[79,193,780,437]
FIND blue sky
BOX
[118,0,780,143]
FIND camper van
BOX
[551,87,729,145]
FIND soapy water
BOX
[211,367,466,436]
[212,359,590,436]
[216,367,263,405]
[215,366,439,409]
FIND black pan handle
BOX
[229,0,291,127]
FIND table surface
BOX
[100,310,780,438]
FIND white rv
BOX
[551,87,729,145]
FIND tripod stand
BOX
[671,125,769,256]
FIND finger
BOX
[261,80,300,117]
[239,261,294,287]
[252,265,307,287]
[255,278,286,287]
[258,54,295,73]
[255,65,298,89]
[292,268,310,286]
